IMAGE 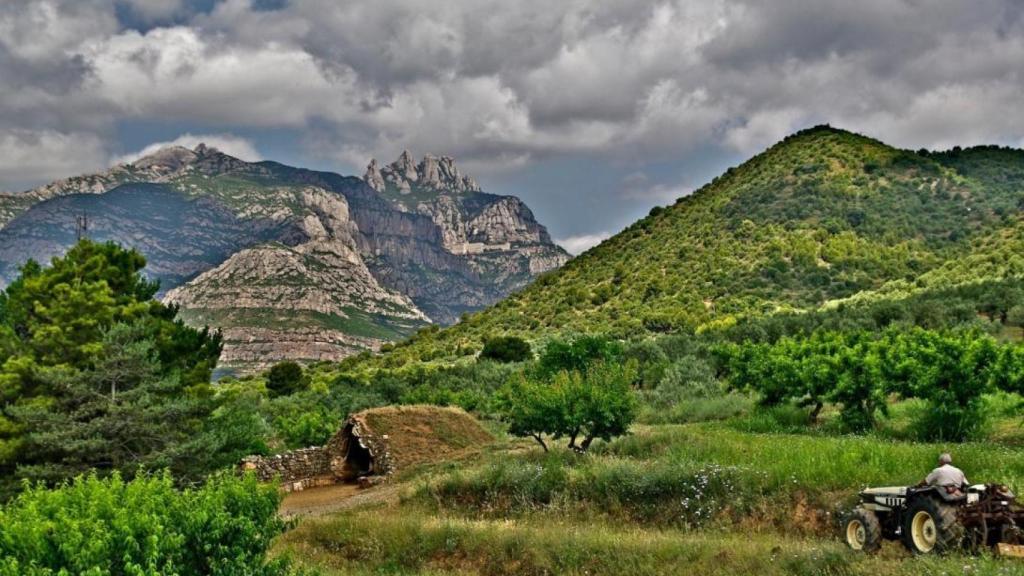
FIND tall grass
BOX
[638,393,754,424]
[413,422,1024,530]
[419,450,762,527]
[277,507,1022,576]
[605,424,1024,491]
[278,421,1024,575]
[277,509,851,576]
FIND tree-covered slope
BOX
[374,126,1024,363]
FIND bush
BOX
[639,394,753,425]
[0,471,288,576]
[266,361,309,398]
[479,336,532,363]
[652,357,721,405]
[622,339,669,389]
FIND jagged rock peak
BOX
[130,142,246,176]
[363,158,385,192]
[364,150,481,195]
[131,145,199,171]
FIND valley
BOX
[5,127,1024,576]
[5,3,1024,575]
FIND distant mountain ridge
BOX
[0,145,569,372]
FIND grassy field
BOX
[273,414,1024,575]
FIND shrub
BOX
[266,361,309,398]
[652,357,720,405]
[622,339,669,389]
[479,336,532,363]
[0,471,288,576]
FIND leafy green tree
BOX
[0,241,157,367]
[173,388,270,482]
[1008,305,1024,327]
[829,336,888,431]
[537,335,623,378]
[499,362,637,453]
[559,362,638,452]
[498,375,563,452]
[622,338,670,389]
[651,356,720,408]
[994,344,1024,394]
[265,361,309,398]
[479,336,532,363]
[882,328,999,440]
[721,331,888,431]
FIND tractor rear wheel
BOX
[844,507,882,553]
[901,496,964,554]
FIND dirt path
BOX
[279,482,404,519]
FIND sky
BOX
[3,0,1024,253]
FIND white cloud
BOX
[112,133,262,165]
[0,129,109,191]
[555,232,612,255]
[4,0,1024,221]
[83,27,352,127]
[724,108,807,153]
[621,171,693,203]
[0,0,118,61]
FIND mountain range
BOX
[0,145,569,373]
[376,126,1024,364]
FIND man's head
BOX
[938,453,953,466]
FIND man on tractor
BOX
[924,453,968,496]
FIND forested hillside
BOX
[370,126,1024,364]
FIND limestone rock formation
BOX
[365,150,480,196]
[357,151,570,323]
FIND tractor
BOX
[844,483,1024,556]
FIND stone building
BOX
[240,405,493,492]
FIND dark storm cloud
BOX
[2,0,1024,249]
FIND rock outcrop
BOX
[364,151,480,196]
[357,152,570,322]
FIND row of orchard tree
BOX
[718,326,1024,440]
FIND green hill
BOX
[367,126,1024,364]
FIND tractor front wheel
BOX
[844,507,882,553]
[901,497,964,554]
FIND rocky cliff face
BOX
[163,187,429,370]
[0,145,569,371]
[357,152,570,322]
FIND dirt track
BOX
[278,482,403,518]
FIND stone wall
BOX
[239,446,336,492]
